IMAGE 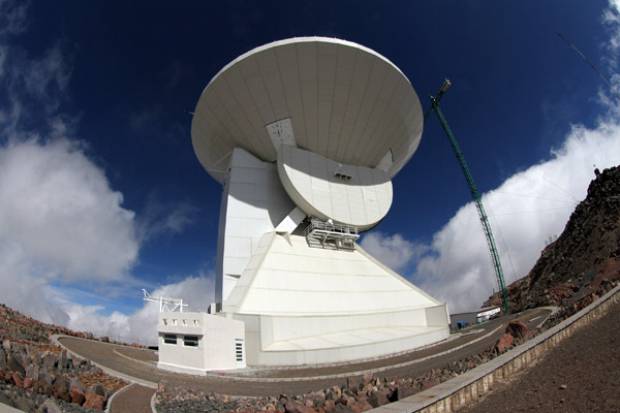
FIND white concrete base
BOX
[225,233,450,367]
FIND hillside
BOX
[486,165,620,315]
[0,303,126,411]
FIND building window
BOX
[172,319,178,326]
[163,319,168,326]
[182,319,187,326]
[163,334,177,345]
[184,335,199,347]
[193,319,199,326]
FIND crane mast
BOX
[429,79,510,313]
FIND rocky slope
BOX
[486,165,620,315]
[0,304,126,412]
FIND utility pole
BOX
[429,79,510,314]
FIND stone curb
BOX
[50,335,158,389]
[367,284,620,413]
[150,391,158,413]
[105,382,134,413]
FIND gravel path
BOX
[57,308,550,398]
[109,384,155,413]
[463,300,620,413]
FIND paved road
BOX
[58,307,551,398]
[109,384,155,413]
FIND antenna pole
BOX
[429,80,510,314]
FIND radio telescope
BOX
[189,37,449,367]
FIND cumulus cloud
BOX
[360,232,428,272]
[0,0,208,343]
[415,123,620,312]
[0,139,139,281]
[65,274,214,345]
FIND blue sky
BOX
[1,0,619,341]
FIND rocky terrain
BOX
[486,165,620,318]
[0,304,127,412]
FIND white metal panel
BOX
[277,145,392,229]
[224,233,440,316]
[216,149,294,305]
[192,37,424,184]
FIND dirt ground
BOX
[463,300,620,413]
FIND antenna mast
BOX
[142,289,189,313]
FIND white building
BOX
[157,37,450,373]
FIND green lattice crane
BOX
[428,79,510,314]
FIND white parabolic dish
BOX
[191,37,424,185]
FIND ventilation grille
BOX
[234,339,244,363]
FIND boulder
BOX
[90,382,107,397]
[41,352,57,371]
[506,320,529,340]
[367,389,390,407]
[52,377,71,402]
[348,398,373,413]
[0,348,7,370]
[38,398,63,413]
[6,354,25,376]
[495,333,514,353]
[83,392,106,410]
[284,401,316,413]
[23,377,33,389]
[11,371,23,388]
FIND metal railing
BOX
[304,218,359,250]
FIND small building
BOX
[157,311,246,374]
[450,306,501,330]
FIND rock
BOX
[91,382,107,397]
[84,392,106,410]
[12,395,34,412]
[70,384,86,405]
[25,362,39,380]
[559,384,567,390]
[348,397,373,413]
[52,376,71,402]
[367,389,390,407]
[506,320,529,340]
[41,352,57,371]
[495,333,514,353]
[23,376,33,389]
[326,386,342,400]
[319,399,333,412]
[6,354,25,376]
[0,348,7,370]
[0,392,12,407]
[284,401,315,413]
[11,371,23,388]
[38,398,63,413]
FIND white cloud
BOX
[360,232,428,272]
[137,194,198,243]
[0,0,204,344]
[0,139,139,282]
[414,122,620,313]
[65,274,214,345]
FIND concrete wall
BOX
[215,148,295,305]
[157,311,246,374]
